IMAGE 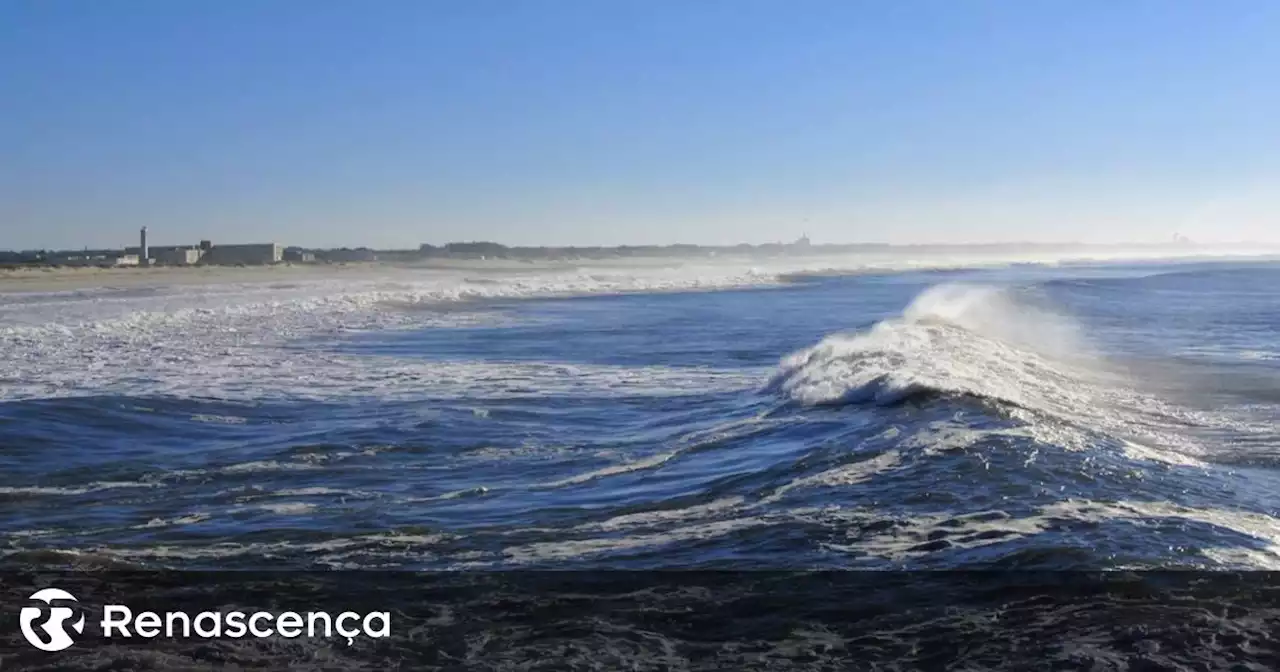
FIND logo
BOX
[20,588,85,652]
[15,587,389,650]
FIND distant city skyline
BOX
[3,1,1279,250]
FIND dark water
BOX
[3,260,1280,570]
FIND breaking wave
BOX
[767,283,1093,408]
[6,256,1280,576]
[766,282,1263,466]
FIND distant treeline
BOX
[407,241,861,260]
[380,240,1206,262]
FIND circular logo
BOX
[19,588,85,652]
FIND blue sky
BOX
[3,0,1279,249]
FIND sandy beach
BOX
[0,259,602,293]
[6,250,1273,295]
[0,263,392,293]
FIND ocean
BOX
[2,255,1280,571]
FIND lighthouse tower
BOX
[140,226,148,264]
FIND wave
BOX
[767,283,1091,408]
[1,255,1268,407]
[765,282,1253,465]
[1043,264,1280,293]
[0,263,791,402]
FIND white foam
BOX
[0,253,1212,404]
[585,497,747,531]
[0,482,162,496]
[817,508,1049,562]
[1178,345,1280,362]
[74,531,453,565]
[0,261,804,402]
[243,502,317,515]
[216,460,320,475]
[499,516,771,564]
[271,487,362,497]
[766,283,1254,465]
[538,451,681,488]
[133,513,212,529]
[769,283,1093,408]
[808,499,1280,567]
[764,450,904,503]
[1043,500,1280,567]
[190,413,249,424]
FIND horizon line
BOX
[10,239,1280,254]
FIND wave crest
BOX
[766,283,1093,410]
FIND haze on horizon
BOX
[3,1,1279,251]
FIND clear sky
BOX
[3,0,1279,250]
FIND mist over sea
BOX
[2,252,1279,570]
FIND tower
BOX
[140,227,148,262]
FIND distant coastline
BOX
[4,239,1276,270]
[3,241,1279,295]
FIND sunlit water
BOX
[3,258,1279,569]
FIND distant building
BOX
[47,251,102,266]
[444,241,507,258]
[323,248,377,262]
[124,240,282,265]
[283,248,316,263]
[154,247,203,265]
[125,245,201,264]
[114,254,140,266]
[203,243,283,265]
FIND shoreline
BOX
[4,251,1278,295]
[0,259,591,294]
